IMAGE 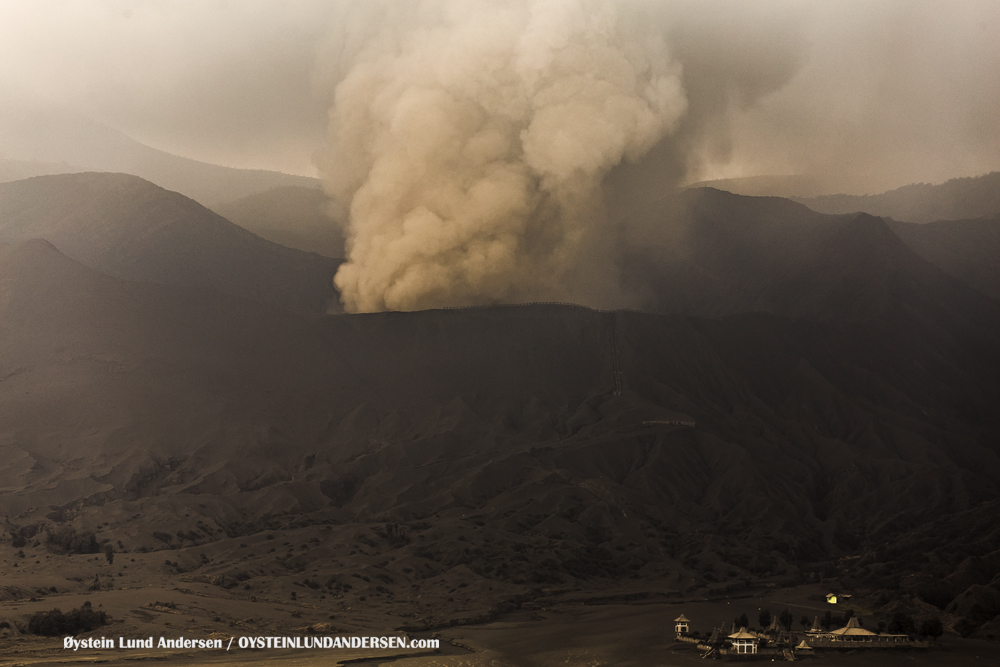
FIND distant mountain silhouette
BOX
[0,173,341,314]
[660,189,1000,308]
[620,188,989,322]
[685,174,826,198]
[212,186,346,259]
[793,172,1000,223]
[0,104,319,205]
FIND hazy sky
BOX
[1,0,999,194]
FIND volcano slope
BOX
[635,188,1000,313]
[211,185,346,259]
[886,216,1000,302]
[0,173,340,314]
[0,187,999,639]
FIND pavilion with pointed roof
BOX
[674,614,690,635]
[727,627,758,654]
[828,617,878,641]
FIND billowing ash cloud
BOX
[316,1,688,313]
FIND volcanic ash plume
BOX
[317,0,687,313]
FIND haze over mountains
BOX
[0,105,320,206]
[693,173,1000,304]
[620,189,958,319]
[793,172,1000,224]
[5,99,997,313]
[691,171,1000,223]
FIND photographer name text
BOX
[64,635,439,651]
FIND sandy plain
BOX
[3,560,997,667]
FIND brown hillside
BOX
[1,231,998,632]
[0,173,341,314]
[887,217,1000,302]
[212,186,346,258]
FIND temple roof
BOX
[674,614,690,623]
[796,640,814,650]
[830,617,876,636]
[728,627,757,640]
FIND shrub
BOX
[919,616,943,639]
[11,524,40,548]
[46,528,99,554]
[955,616,982,638]
[888,612,915,635]
[27,603,108,636]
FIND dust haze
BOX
[2,0,1000,312]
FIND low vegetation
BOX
[45,527,99,554]
[27,602,108,636]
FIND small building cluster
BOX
[672,610,927,660]
[804,615,914,647]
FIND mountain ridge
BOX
[0,172,341,314]
[211,186,345,259]
[792,172,1000,223]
